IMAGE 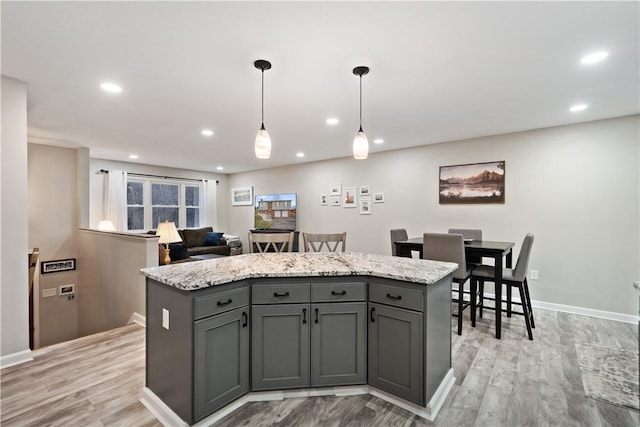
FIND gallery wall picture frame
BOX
[359,185,371,196]
[329,183,342,195]
[360,197,372,215]
[439,160,506,204]
[320,194,328,206]
[343,186,357,208]
[41,258,76,274]
[373,192,385,203]
[231,187,253,206]
[330,195,341,206]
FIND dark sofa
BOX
[152,226,231,265]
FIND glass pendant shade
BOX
[353,129,369,160]
[255,125,272,159]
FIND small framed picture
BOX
[231,187,253,206]
[359,186,371,196]
[343,186,357,208]
[330,195,341,206]
[329,183,342,195]
[320,194,328,206]
[360,197,372,215]
[373,192,385,203]
[41,258,76,274]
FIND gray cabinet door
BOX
[311,302,366,387]
[194,306,249,421]
[368,302,424,405]
[252,304,310,390]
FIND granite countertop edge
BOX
[140,252,458,291]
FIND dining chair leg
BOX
[506,285,512,317]
[470,278,477,327]
[457,283,464,336]
[523,278,535,328]
[478,280,484,318]
[518,284,533,340]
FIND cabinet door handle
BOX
[273,291,290,298]
[302,308,307,324]
[331,290,347,296]
[217,298,233,306]
[242,311,248,327]
[370,306,376,323]
[314,308,319,324]
[386,293,402,300]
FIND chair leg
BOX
[506,284,512,317]
[523,278,535,328]
[470,278,477,327]
[518,284,533,340]
[478,280,484,318]
[457,283,464,335]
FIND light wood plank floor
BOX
[1,310,638,426]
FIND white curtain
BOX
[199,179,217,228]
[103,169,127,231]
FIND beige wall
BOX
[28,143,80,347]
[1,76,30,361]
[229,115,640,316]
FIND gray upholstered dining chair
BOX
[448,228,483,266]
[390,228,409,256]
[423,232,475,335]
[302,232,346,252]
[248,232,294,253]
[471,233,535,340]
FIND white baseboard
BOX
[141,387,188,427]
[0,349,33,369]
[480,292,637,324]
[128,312,146,327]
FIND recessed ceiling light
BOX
[326,118,339,125]
[296,152,305,158]
[129,154,139,159]
[100,82,122,93]
[201,129,214,136]
[569,104,588,112]
[580,51,608,65]
[373,138,384,144]
[216,166,224,171]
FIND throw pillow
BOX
[168,243,190,260]
[204,231,224,246]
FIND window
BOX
[126,178,203,231]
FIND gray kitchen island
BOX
[140,252,457,426]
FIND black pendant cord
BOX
[261,69,265,128]
[359,75,363,131]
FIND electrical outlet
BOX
[162,308,169,330]
[530,269,539,280]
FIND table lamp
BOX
[156,221,182,265]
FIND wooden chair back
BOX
[302,232,347,252]
[248,232,294,253]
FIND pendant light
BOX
[254,59,272,159]
[352,66,370,160]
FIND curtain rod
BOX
[98,169,218,184]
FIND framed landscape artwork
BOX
[231,187,253,206]
[439,161,505,204]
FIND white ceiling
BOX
[2,1,638,174]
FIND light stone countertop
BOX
[140,252,458,291]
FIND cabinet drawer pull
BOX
[314,308,319,323]
[370,307,376,323]
[242,311,248,327]
[273,291,290,298]
[303,308,307,324]
[331,290,347,296]
[386,293,402,300]
[217,299,233,306]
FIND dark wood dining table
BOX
[394,237,515,339]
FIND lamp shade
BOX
[97,220,116,231]
[353,130,369,160]
[255,126,272,159]
[156,221,182,244]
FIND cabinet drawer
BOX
[311,282,366,302]
[195,287,249,320]
[369,282,423,312]
[252,283,310,304]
